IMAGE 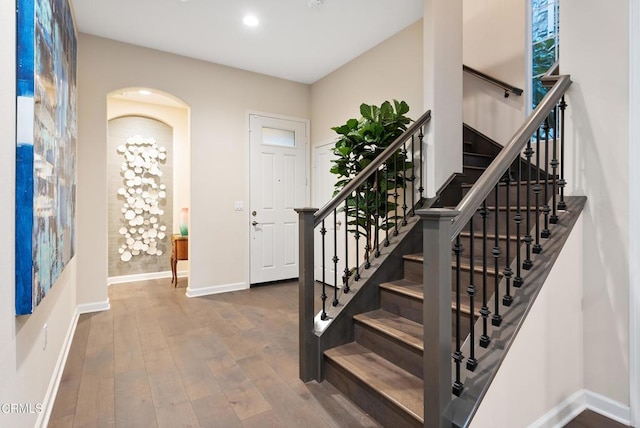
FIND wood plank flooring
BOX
[49,279,380,428]
[564,409,630,428]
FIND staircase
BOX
[322,126,555,427]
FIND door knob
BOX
[252,221,259,226]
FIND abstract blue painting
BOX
[16,0,77,315]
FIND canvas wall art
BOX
[16,0,77,315]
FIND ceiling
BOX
[71,0,423,84]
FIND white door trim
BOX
[245,111,310,286]
[629,0,640,425]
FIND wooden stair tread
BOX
[380,279,423,300]
[463,165,486,170]
[325,342,424,423]
[461,180,550,189]
[463,151,493,158]
[459,231,519,241]
[355,309,424,352]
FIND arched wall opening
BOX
[106,87,191,286]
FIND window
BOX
[531,0,560,110]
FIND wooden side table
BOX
[171,234,188,286]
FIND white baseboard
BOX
[186,282,248,298]
[107,270,188,285]
[77,299,111,314]
[529,389,631,428]
[36,307,80,428]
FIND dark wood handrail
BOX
[451,65,570,238]
[313,110,431,227]
[463,64,524,97]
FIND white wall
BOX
[561,0,630,407]
[0,3,79,427]
[310,20,424,147]
[424,0,463,196]
[462,0,527,144]
[471,215,584,428]
[77,34,311,300]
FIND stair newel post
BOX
[514,155,524,288]
[541,117,551,239]
[467,218,478,371]
[558,96,567,211]
[343,198,350,293]
[333,209,339,306]
[417,208,460,427]
[479,202,491,348]
[550,104,560,224]
[533,129,542,254]
[503,172,513,307]
[492,184,502,327]
[295,207,319,382]
[523,138,534,270]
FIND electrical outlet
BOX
[42,324,47,350]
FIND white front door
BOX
[249,114,308,285]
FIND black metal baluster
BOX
[402,143,408,226]
[354,189,361,281]
[503,173,513,307]
[558,96,567,211]
[384,162,389,247]
[467,219,478,371]
[453,236,464,395]
[343,198,350,293]
[479,202,491,348]
[523,137,534,270]
[365,186,371,269]
[550,106,559,224]
[393,152,399,236]
[410,135,416,215]
[533,129,542,254]
[492,184,502,327]
[514,155,523,288]
[418,127,425,206]
[541,118,551,239]
[333,209,339,306]
[320,220,328,320]
[374,173,380,258]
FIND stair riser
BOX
[459,235,520,264]
[466,210,543,237]
[463,153,493,168]
[354,323,423,380]
[324,360,423,428]
[462,183,554,207]
[403,258,501,293]
[381,289,423,324]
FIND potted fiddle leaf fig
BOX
[330,100,413,253]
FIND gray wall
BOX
[108,116,173,277]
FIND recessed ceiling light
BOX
[138,90,152,96]
[243,15,259,27]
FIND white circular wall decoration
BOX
[117,135,167,262]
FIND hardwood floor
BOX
[564,410,630,428]
[49,278,380,427]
